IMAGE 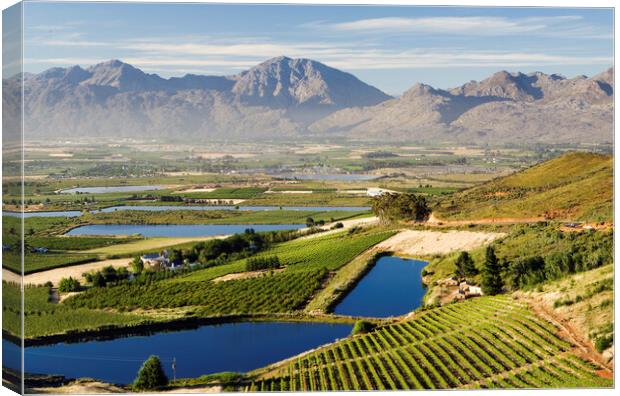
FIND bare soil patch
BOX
[22,258,132,286]
[212,268,285,283]
[375,229,505,256]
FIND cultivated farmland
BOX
[246,296,612,390]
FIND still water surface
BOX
[3,322,351,384]
[65,223,305,237]
[334,256,427,317]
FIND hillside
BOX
[11,57,390,140]
[433,152,613,222]
[310,68,613,144]
[246,296,612,390]
[516,264,614,364]
[4,60,613,144]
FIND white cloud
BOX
[311,15,609,38]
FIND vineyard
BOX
[64,269,329,314]
[245,296,612,390]
[2,282,150,338]
[172,229,395,283]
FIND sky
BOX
[16,2,615,94]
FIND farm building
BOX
[141,251,170,269]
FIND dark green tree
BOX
[131,256,144,274]
[134,355,168,390]
[371,193,430,224]
[481,246,503,295]
[58,277,80,292]
[351,320,375,336]
[454,251,477,279]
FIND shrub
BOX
[134,355,168,390]
[351,320,375,336]
[595,334,613,353]
[331,222,344,230]
[58,277,80,292]
[246,256,281,271]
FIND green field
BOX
[246,296,612,390]
[2,282,152,338]
[64,230,395,315]
[433,152,612,222]
[173,229,395,283]
[81,209,368,226]
[3,251,99,275]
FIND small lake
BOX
[333,256,427,318]
[60,185,165,194]
[65,224,305,237]
[3,322,351,385]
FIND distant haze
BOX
[3,57,613,144]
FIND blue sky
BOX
[20,2,614,94]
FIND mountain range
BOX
[2,56,613,143]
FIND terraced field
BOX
[246,296,612,390]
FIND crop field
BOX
[27,235,141,251]
[2,282,152,338]
[172,229,395,283]
[83,236,218,255]
[244,193,372,207]
[179,187,267,199]
[83,209,367,225]
[3,251,99,274]
[64,229,395,315]
[246,296,612,390]
[64,269,328,314]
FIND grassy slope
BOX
[516,264,613,356]
[423,223,613,305]
[247,295,612,390]
[434,152,612,221]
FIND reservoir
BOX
[3,322,351,385]
[333,256,427,318]
[65,223,305,237]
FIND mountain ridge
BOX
[3,58,613,143]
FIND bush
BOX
[351,320,375,336]
[246,256,281,271]
[331,222,344,230]
[134,355,168,390]
[58,277,80,292]
[595,334,613,353]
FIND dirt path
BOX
[427,213,545,226]
[518,294,614,372]
[301,216,379,240]
[19,258,133,286]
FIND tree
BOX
[58,277,80,292]
[134,355,168,390]
[91,272,106,288]
[481,246,503,295]
[371,193,430,224]
[454,251,477,279]
[131,256,144,274]
[351,320,375,336]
